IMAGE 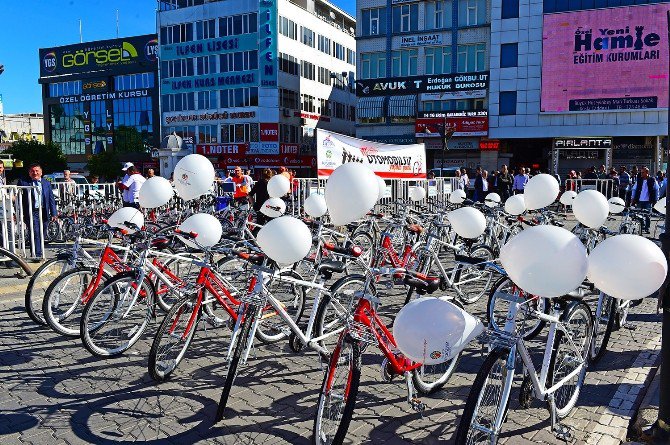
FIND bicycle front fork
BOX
[403,371,426,414]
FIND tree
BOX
[5,140,67,180]
[86,151,120,182]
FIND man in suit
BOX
[17,163,57,257]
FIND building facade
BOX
[488,0,669,175]
[355,0,494,172]
[38,35,160,172]
[157,0,357,177]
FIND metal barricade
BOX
[0,185,45,259]
[564,179,616,198]
[52,182,122,212]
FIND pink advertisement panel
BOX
[541,4,670,112]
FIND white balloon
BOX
[139,176,173,209]
[560,190,578,206]
[504,194,526,215]
[178,213,222,248]
[654,199,666,214]
[260,197,286,217]
[325,163,378,226]
[608,197,626,214]
[304,193,328,218]
[524,174,559,210]
[257,216,312,265]
[448,207,487,239]
[267,174,290,198]
[573,190,609,228]
[107,207,144,234]
[376,176,387,202]
[449,189,467,204]
[485,193,501,208]
[409,186,427,202]
[587,234,667,300]
[393,297,484,365]
[173,154,215,202]
[500,225,588,297]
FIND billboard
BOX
[39,34,158,77]
[356,72,489,97]
[317,129,426,179]
[541,4,670,112]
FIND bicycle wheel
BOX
[412,352,460,395]
[315,275,370,353]
[216,303,257,421]
[25,257,74,326]
[454,245,495,305]
[620,220,642,235]
[45,220,62,243]
[547,301,592,419]
[590,292,615,364]
[0,246,33,277]
[80,272,155,357]
[486,276,548,341]
[349,230,375,270]
[312,336,362,445]
[154,253,199,312]
[148,294,201,381]
[42,266,100,337]
[255,270,306,343]
[454,348,513,445]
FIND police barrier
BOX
[0,185,45,259]
[563,179,617,198]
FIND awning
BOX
[388,95,416,117]
[357,97,385,118]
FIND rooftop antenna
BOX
[116,9,119,38]
[79,19,83,43]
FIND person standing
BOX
[62,169,77,206]
[453,170,463,190]
[460,168,469,194]
[473,167,484,202]
[0,162,6,186]
[512,168,527,194]
[618,166,631,200]
[17,163,57,257]
[631,167,658,234]
[231,166,251,204]
[146,168,156,178]
[249,168,274,226]
[481,170,490,201]
[497,165,512,200]
[117,165,146,208]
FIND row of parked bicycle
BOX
[22,156,666,445]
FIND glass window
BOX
[426,0,452,29]
[499,91,517,115]
[456,43,486,72]
[301,26,315,47]
[500,43,518,68]
[501,0,519,18]
[458,0,487,26]
[391,49,417,76]
[392,3,419,32]
[425,46,452,74]
[361,52,387,79]
[362,7,387,35]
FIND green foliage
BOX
[86,151,121,182]
[5,140,67,180]
[114,126,150,153]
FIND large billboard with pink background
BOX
[541,4,670,112]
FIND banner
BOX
[356,72,489,97]
[541,4,670,111]
[317,130,426,179]
[415,117,488,137]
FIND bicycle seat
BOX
[404,274,440,294]
[317,260,345,277]
[405,224,424,234]
[150,237,171,251]
[234,250,264,265]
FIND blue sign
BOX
[259,0,278,88]
[161,71,257,93]
[160,34,259,61]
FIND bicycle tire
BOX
[454,348,512,445]
[216,303,257,421]
[312,337,362,445]
[486,276,548,341]
[590,292,615,365]
[0,247,33,277]
[148,294,201,381]
[453,244,495,305]
[25,257,73,325]
[255,269,306,343]
[80,271,156,357]
[349,230,375,269]
[547,301,592,419]
[42,266,103,337]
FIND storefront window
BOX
[49,103,85,155]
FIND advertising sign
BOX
[421,90,487,100]
[55,88,151,104]
[259,0,278,88]
[196,143,248,156]
[317,129,427,179]
[161,71,256,93]
[356,72,489,97]
[415,117,488,137]
[553,137,613,148]
[164,111,255,125]
[399,34,442,48]
[209,154,315,169]
[541,4,670,112]
[160,34,258,61]
[39,34,157,77]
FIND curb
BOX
[630,365,662,443]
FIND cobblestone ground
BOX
[0,218,663,444]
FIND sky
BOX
[0,0,356,115]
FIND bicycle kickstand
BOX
[549,395,573,442]
[404,371,426,416]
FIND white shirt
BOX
[482,178,488,192]
[461,174,469,189]
[122,173,146,203]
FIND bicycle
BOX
[455,289,593,443]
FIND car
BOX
[429,167,462,178]
[44,173,89,200]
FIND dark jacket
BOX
[249,179,270,212]
[633,177,658,203]
[17,177,58,220]
[498,172,512,191]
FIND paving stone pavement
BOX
[0,229,663,444]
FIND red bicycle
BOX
[312,267,462,445]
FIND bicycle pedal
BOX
[623,323,636,331]
[410,398,426,414]
[204,315,226,328]
[552,423,572,442]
